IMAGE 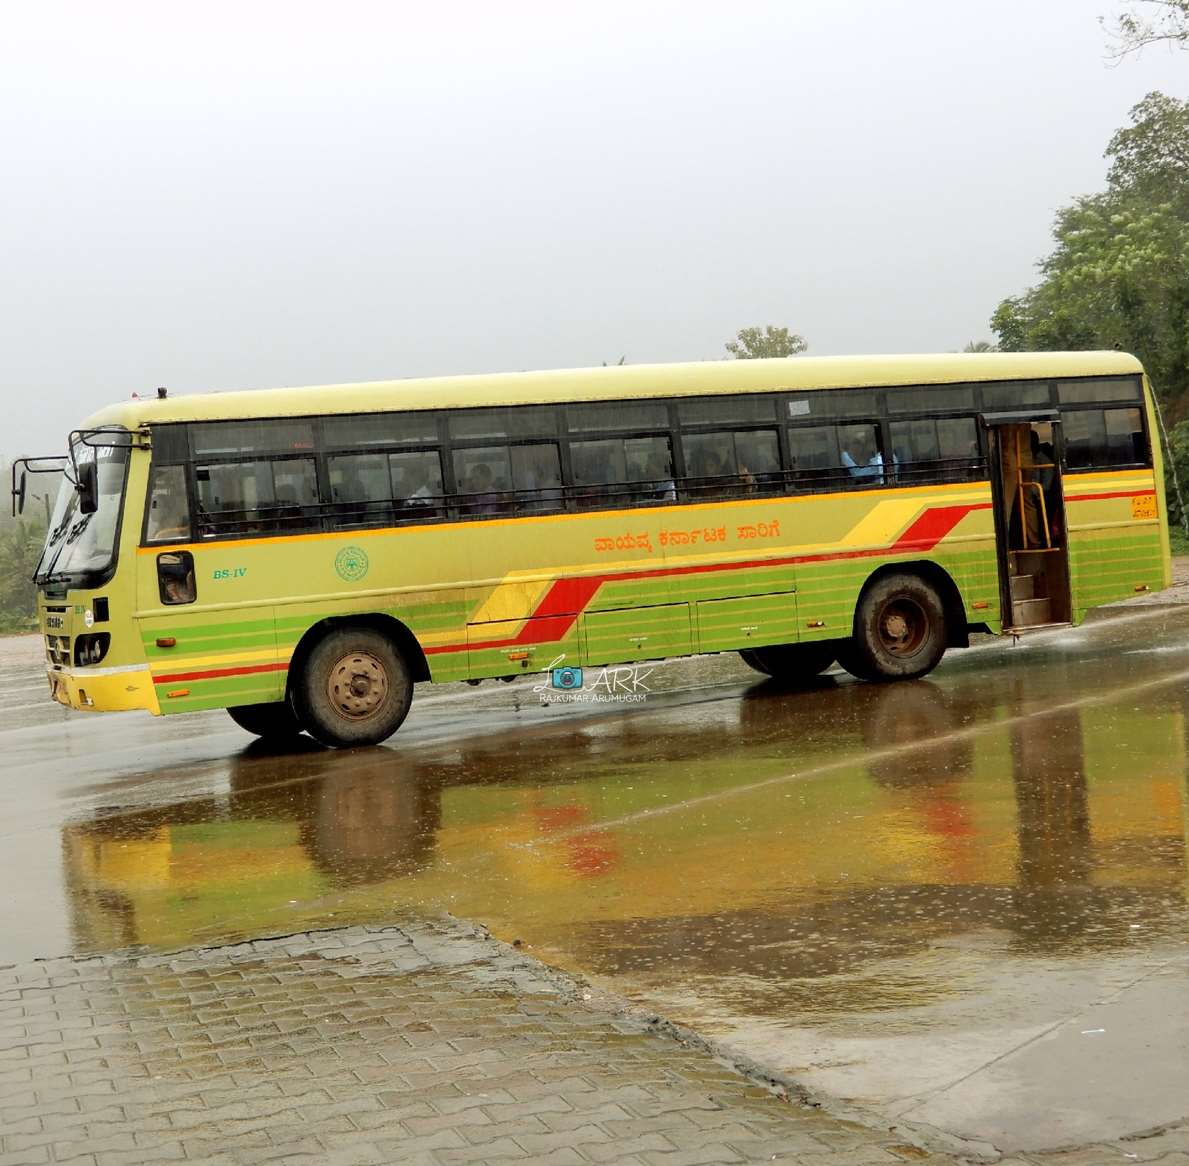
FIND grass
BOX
[1170,525,1189,557]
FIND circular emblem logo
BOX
[334,546,369,582]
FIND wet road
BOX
[4,600,1189,1153]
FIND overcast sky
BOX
[0,1,1184,459]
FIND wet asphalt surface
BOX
[3,597,1189,1153]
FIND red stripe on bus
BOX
[432,501,991,656]
[153,661,290,684]
[1067,489,1152,503]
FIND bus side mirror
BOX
[13,470,26,517]
[77,462,99,515]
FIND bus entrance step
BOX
[1011,597,1052,626]
[1010,574,1037,601]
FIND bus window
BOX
[454,447,513,516]
[837,424,885,485]
[1057,377,1142,405]
[448,406,556,441]
[570,437,673,508]
[328,453,392,528]
[981,381,1052,410]
[510,444,563,512]
[787,426,839,487]
[195,458,317,537]
[1064,406,1147,469]
[567,401,669,433]
[1105,407,1146,465]
[191,420,314,456]
[887,385,975,415]
[1063,411,1105,469]
[144,465,192,543]
[323,413,439,448]
[684,430,781,498]
[625,437,675,504]
[678,396,776,426]
[734,430,780,491]
[889,420,940,484]
[391,450,445,517]
[937,417,981,480]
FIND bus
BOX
[14,352,1170,747]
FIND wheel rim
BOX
[877,597,928,657]
[327,651,389,720]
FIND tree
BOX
[992,93,1189,405]
[1105,1,1189,56]
[962,340,999,352]
[724,326,807,360]
[0,518,46,633]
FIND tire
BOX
[227,700,304,739]
[293,627,412,748]
[838,572,947,682]
[739,642,836,680]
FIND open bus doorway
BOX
[985,418,1072,630]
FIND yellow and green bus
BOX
[16,352,1170,747]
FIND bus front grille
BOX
[45,635,70,667]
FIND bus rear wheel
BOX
[838,572,947,682]
[739,642,836,680]
[294,627,412,748]
[226,700,304,740]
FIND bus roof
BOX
[82,351,1145,430]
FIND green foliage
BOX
[1105,1,1189,56]
[962,340,999,352]
[0,516,46,634]
[1160,418,1189,532]
[725,326,807,360]
[992,92,1189,402]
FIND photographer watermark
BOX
[533,654,654,704]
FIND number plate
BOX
[1131,493,1158,520]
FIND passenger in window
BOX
[464,463,502,516]
[646,454,676,503]
[572,451,608,508]
[270,485,300,532]
[840,433,884,483]
[148,492,190,542]
[399,465,437,508]
[517,448,563,512]
[689,449,728,500]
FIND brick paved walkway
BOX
[1,920,1185,1165]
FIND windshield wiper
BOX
[63,513,93,544]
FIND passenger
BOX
[464,463,502,516]
[400,465,436,506]
[646,453,676,502]
[573,451,609,508]
[840,433,884,483]
[520,451,563,512]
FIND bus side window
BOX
[787,426,840,490]
[889,420,939,484]
[157,551,196,605]
[144,466,192,543]
[510,444,563,512]
[391,450,445,518]
[328,453,392,528]
[837,424,885,486]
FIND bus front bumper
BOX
[47,665,161,715]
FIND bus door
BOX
[982,413,1071,631]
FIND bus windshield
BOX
[35,432,131,586]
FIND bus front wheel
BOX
[226,700,304,740]
[838,572,947,682]
[739,642,836,680]
[294,627,413,748]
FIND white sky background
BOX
[0,1,1184,458]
